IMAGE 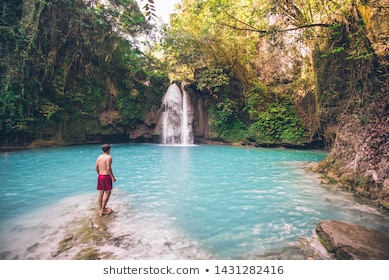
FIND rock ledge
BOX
[316,220,389,260]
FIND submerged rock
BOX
[316,220,389,260]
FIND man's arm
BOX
[95,159,100,174]
[107,156,116,182]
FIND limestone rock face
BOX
[182,83,209,141]
[316,220,389,260]
[358,0,389,65]
[318,93,389,208]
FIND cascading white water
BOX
[182,88,189,144]
[161,83,194,145]
[181,86,194,145]
[161,84,182,145]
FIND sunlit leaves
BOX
[163,0,260,82]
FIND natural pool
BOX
[1,144,388,259]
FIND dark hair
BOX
[101,144,111,152]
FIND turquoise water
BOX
[1,144,388,259]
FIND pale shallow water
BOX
[0,144,388,260]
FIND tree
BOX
[0,0,167,145]
[161,0,375,145]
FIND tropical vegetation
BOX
[1,0,387,149]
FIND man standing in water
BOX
[96,144,116,216]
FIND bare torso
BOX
[95,154,113,176]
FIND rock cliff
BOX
[314,0,389,208]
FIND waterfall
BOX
[161,83,194,145]
[181,87,194,144]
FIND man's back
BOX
[96,154,112,175]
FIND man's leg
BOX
[101,190,112,214]
[98,190,105,215]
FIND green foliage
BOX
[162,0,260,84]
[2,0,382,149]
[41,101,63,121]
[198,54,310,145]
[208,97,247,142]
[161,0,383,147]
[244,83,271,121]
[246,95,309,144]
[0,0,165,144]
[212,98,237,128]
[195,66,230,96]
[216,119,247,142]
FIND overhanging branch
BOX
[215,22,331,35]
[218,10,331,36]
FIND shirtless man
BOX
[95,144,116,216]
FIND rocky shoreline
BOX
[53,215,389,260]
[316,220,389,260]
[2,192,388,260]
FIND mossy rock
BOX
[73,248,100,260]
[53,215,113,258]
[52,235,74,257]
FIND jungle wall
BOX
[313,0,389,208]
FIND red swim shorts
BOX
[97,174,113,191]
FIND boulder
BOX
[316,220,389,259]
